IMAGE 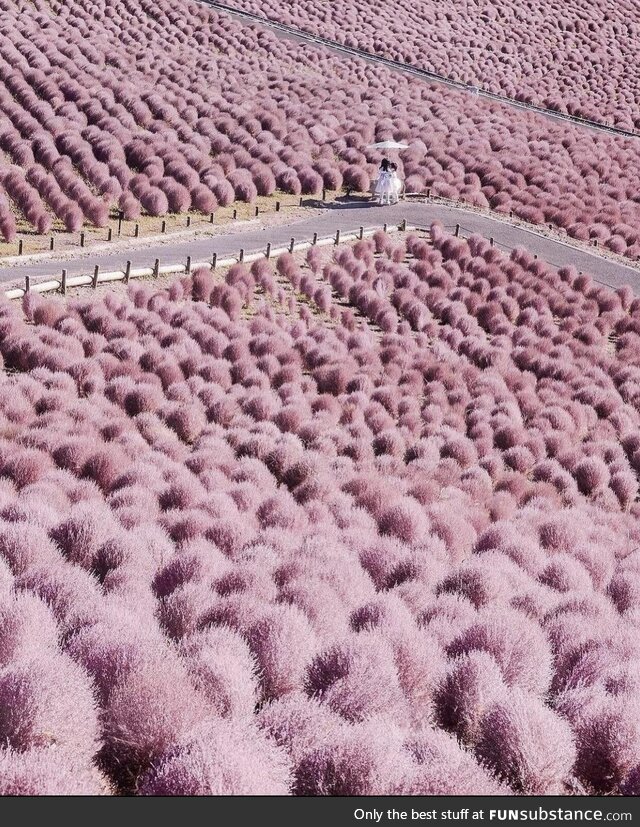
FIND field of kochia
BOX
[0,225,639,794]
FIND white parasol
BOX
[366,140,410,150]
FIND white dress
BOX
[375,170,391,198]
[389,172,402,203]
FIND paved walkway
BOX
[1,200,639,293]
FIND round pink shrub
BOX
[101,659,210,788]
[305,633,404,722]
[158,581,214,640]
[342,165,370,192]
[475,691,576,794]
[138,719,291,795]
[406,726,508,795]
[556,691,640,793]
[2,450,52,489]
[244,603,318,701]
[0,522,60,575]
[191,184,217,213]
[447,607,553,695]
[574,457,610,496]
[276,169,301,195]
[610,472,638,510]
[378,498,430,544]
[50,502,114,569]
[0,650,99,760]
[205,517,253,556]
[139,187,169,216]
[165,405,207,444]
[82,447,130,493]
[0,591,59,664]
[0,749,108,795]
[540,554,593,593]
[293,720,414,795]
[17,557,103,633]
[158,178,191,212]
[258,692,347,762]
[607,571,640,614]
[434,650,508,746]
[182,625,259,717]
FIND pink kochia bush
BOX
[0,224,640,795]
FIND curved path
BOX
[2,200,639,293]
[200,0,639,141]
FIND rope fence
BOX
[2,221,414,302]
[4,196,306,262]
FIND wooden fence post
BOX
[211,252,217,269]
[312,232,318,245]
[400,219,407,232]
[61,269,67,295]
[18,239,23,256]
[92,265,99,288]
[49,236,55,251]
[275,201,281,212]
[335,230,340,245]
[232,209,237,220]
[125,261,131,284]
[153,258,159,277]
[239,248,244,262]
[209,212,215,224]
[185,255,191,274]
[186,215,191,228]
[24,275,30,293]
[80,231,85,247]
[134,224,139,238]
[266,242,271,259]
[107,227,112,242]
[289,237,295,253]
[359,226,364,239]
[161,220,166,234]
[454,224,460,237]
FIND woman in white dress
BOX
[375,159,393,204]
[389,163,402,204]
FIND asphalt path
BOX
[2,200,639,293]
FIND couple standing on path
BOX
[375,158,402,204]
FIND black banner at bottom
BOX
[1,796,638,825]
